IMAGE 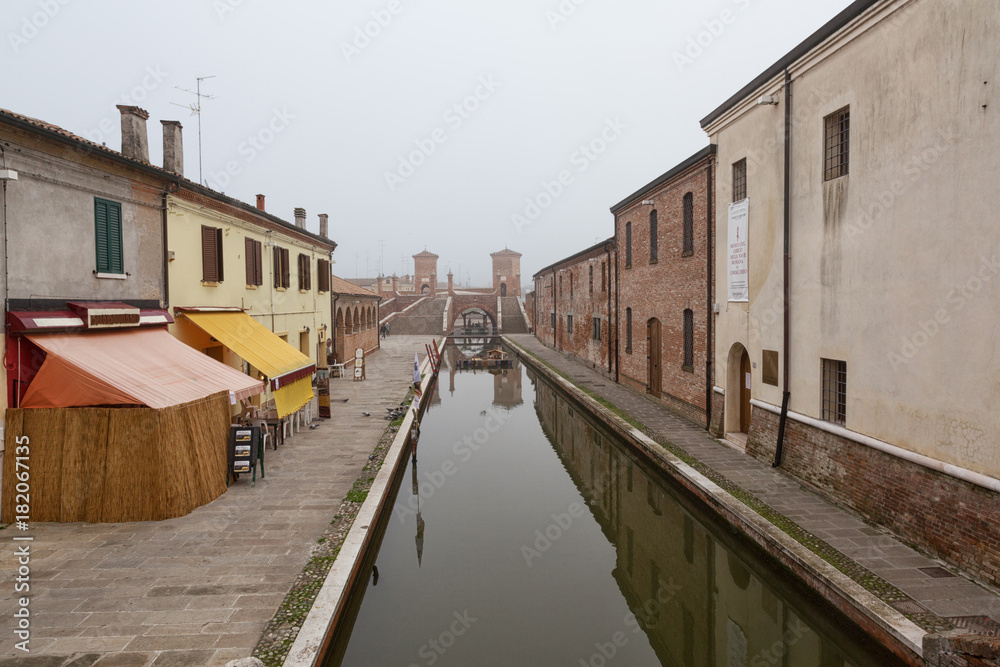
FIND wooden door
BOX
[740,350,751,433]
[647,319,661,398]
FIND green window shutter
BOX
[95,198,123,274]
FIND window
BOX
[317,258,330,292]
[201,225,224,283]
[592,317,601,341]
[625,308,633,354]
[550,311,555,330]
[625,222,632,268]
[824,106,850,181]
[273,246,290,289]
[245,238,263,286]
[569,273,573,299]
[567,314,573,334]
[649,210,658,263]
[821,358,847,425]
[589,265,594,295]
[732,158,747,202]
[683,192,694,255]
[683,309,694,371]
[601,261,606,292]
[94,198,123,274]
[559,274,563,297]
[297,253,311,290]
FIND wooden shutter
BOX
[95,199,110,272]
[107,202,123,273]
[245,238,254,285]
[202,226,218,282]
[95,198,123,274]
[281,248,290,288]
[254,241,263,285]
[215,227,224,282]
[318,259,330,292]
[273,246,281,288]
[298,254,311,290]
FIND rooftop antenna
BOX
[172,75,217,185]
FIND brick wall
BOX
[748,406,1000,589]
[710,390,726,437]
[615,154,714,422]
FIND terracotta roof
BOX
[413,251,439,258]
[0,107,336,251]
[329,274,378,298]
[491,248,522,257]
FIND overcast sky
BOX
[3,0,853,289]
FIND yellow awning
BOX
[180,311,316,418]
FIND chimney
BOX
[160,121,183,175]
[447,271,454,296]
[391,275,399,293]
[294,207,306,229]
[256,194,266,211]
[376,275,383,295]
[318,213,329,238]
[117,105,150,162]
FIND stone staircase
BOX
[500,297,529,334]
[388,296,449,335]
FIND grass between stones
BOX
[507,340,953,635]
[252,389,415,667]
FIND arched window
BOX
[683,309,694,370]
[649,210,658,262]
[626,307,633,354]
[683,192,694,255]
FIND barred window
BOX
[824,107,850,181]
[683,192,694,255]
[592,317,601,341]
[625,307,633,354]
[649,210,658,263]
[567,314,573,334]
[732,158,747,202]
[601,261,606,292]
[550,311,555,330]
[821,358,847,425]
[589,265,594,295]
[625,222,632,268]
[683,309,694,371]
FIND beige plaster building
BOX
[702,0,1000,585]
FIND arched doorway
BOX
[647,318,661,398]
[421,284,430,295]
[725,343,752,435]
[500,283,507,297]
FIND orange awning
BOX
[21,329,264,409]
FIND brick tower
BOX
[491,248,522,297]
[413,250,439,296]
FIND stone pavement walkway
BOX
[505,335,1000,635]
[0,336,430,667]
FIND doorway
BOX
[739,349,751,432]
[647,318,661,398]
[501,283,507,297]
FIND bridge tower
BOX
[413,250,439,296]
[491,248,522,297]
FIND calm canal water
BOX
[327,341,904,667]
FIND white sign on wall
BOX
[727,199,749,302]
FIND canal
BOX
[326,341,904,666]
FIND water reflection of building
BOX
[443,340,522,408]
[531,370,883,667]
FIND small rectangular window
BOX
[601,261,606,292]
[567,315,573,334]
[821,358,847,425]
[317,259,330,292]
[683,309,694,371]
[732,159,747,202]
[589,265,594,295]
[94,198,123,274]
[592,317,601,341]
[625,308,633,354]
[201,225,224,283]
[683,192,694,255]
[551,311,555,330]
[245,238,263,286]
[298,253,311,291]
[824,106,850,181]
[649,210,658,263]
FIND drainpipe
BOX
[705,156,714,431]
[161,182,179,309]
[773,68,793,468]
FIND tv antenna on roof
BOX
[172,75,217,186]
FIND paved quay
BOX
[505,334,1000,655]
[0,336,430,667]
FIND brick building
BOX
[612,146,716,426]
[532,239,616,377]
[330,275,380,363]
[413,251,439,295]
[491,248,522,297]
